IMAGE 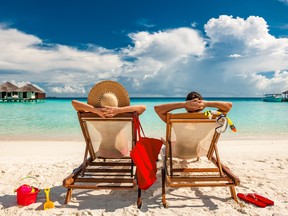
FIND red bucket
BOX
[15,184,40,206]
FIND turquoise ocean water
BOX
[0,98,287,141]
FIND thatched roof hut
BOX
[0,82,19,92]
[17,84,46,99]
[0,82,20,99]
[0,82,46,101]
[17,84,44,93]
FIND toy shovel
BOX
[44,188,54,210]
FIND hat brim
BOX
[87,80,130,107]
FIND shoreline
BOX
[1,139,288,215]
[2,133,288,141]
[1,138,288,158]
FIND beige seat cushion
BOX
[171,122,216,159]
[86,121,132,158]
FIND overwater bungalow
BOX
[0,82,20,100]
[0,82,46,102]
[282,90,288,102]
[17,84,46,100]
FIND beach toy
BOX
[15,176,40,206]
[15,184,40,206]
[44,188,54,210]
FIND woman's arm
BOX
[101,105,146,117]
[72,100,106,117]
[72,100,93,112]
[72,100,146,118]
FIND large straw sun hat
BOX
[87,80,130,108]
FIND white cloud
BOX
[49,85,86,94]
[201,15,288,95]
[279,24,288,29]
[126,15,288,97]
[0,26,42,48]
[205,15,270,43]
[253,70,288,93]
[126,28,206,61]
[279,0,288,5]
[1,14,288,97]
[136,18,155,28]
[119,27,207,93]
[120,16,288,96]
[10,80,31,87]
[0,26,123,91]
[191,22,197,28]
[229,54,242,58]
[204,15,288,56]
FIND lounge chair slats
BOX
[68,185,136,190]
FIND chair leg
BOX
[137,188,142,209]
[65,188,72,204]
[161,168,168,208]
[229,186,238,203]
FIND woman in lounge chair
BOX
[71,80,146,158]
[154,91,232,122]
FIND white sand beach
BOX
[0,139,288,216]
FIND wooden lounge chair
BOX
[63,111,142,208]
[161,112,240,207]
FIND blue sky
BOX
[1,0,288,97]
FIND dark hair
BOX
[185,91,203,113]
[185,91,203,101]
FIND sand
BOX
[0,139,288,216]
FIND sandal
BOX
[237,193,266,208]
[247,193,274,206]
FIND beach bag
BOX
[130,113,163,190]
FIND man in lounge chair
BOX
[155,92,239,206]
[154,91,232,122]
